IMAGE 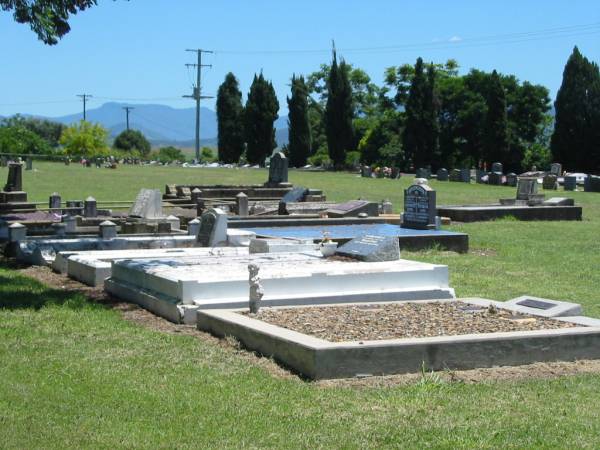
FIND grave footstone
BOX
[436,168,449,181]
[191,188,203,205]
[8,222,26,242]
[381,200,393,215]
[166,215,180,231]
[187,218,201,236]
[62,215,76,233]
[336,234,400,262]
[197,208,228,247]
[236,192,249,217]
[401,182,436,229]
[326,200,379,218]
[267,152,289,186]
[99,220,117,239]
[129,188,163,219]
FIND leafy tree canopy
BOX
[59,120,109,157]
[1,0,98,45]
[113,129,151,156]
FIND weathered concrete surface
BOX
[437,204,582,222]
[197,299,600,379]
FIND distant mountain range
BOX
[23,102,289,148]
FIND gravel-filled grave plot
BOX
[244,302,577,342]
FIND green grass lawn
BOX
[2,162,600,448]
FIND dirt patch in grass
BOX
[470,248,498,257]
[15,264,600,387]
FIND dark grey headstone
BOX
[402,183,436,229]
[361,166,372,178]
[584,175,600,192]
[563,176,577,191]
[4,162,23,192]
[390,167,401,179]
[436,168,449,181]
[491,162,503,173]
[268,152,289,184]
[460,168,471,183]
[488,172,503,185]
[516,178,538,200]
[197,210,216,246]
[506,173,517,187]
[415,168,431,179]
[336,234,400,262]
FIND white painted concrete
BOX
[106,253,454,323]
[59,247,250,286]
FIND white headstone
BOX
[129,189,163,219]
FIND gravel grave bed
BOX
[243,302,577,342]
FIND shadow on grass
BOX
[0,262,104,311]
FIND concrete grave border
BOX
[197,298,600,380]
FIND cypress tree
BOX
[216,72,245,164]
[287,74,312,167]
[244,73,279,166]
[325,50,354,169]
[587,66,600,173]
[402,57,427,169]
[424,63,440,168]
[483,70,509,165]
[551,47,594,170]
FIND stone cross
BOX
[267,152,289,185]
[248,263,264,314]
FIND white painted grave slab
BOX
[105,253,454,324]
[61,247,249,286]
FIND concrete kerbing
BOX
[196,299,600,380]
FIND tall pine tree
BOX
[216,72,245,164]
[325,49,354,169]
[551,47,600,171]
[483,70,509,165]
[244,73,279,166]
[287,74,312,167]
[424,63,440,168]
[402,57,427,169]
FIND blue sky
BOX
[0,0,599,118]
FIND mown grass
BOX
[1,162,600,448]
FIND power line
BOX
[213,22,600,55]
[76,93,92,121]
[183,48,213,161]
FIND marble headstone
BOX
[129,188,163,219]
